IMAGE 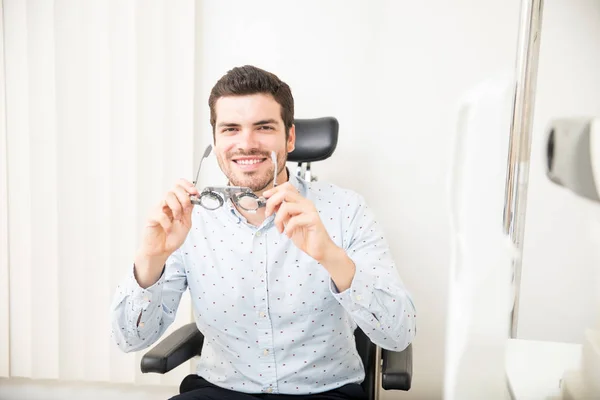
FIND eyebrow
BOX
[253,119,279,126]
[216,119,279,128]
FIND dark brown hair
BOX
[208,65,294,139]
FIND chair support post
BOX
[374,345,382,399]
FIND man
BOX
[111,65,416,400]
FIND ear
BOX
[287,124,296,153]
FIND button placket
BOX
[254,228,277,392]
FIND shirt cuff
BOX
[329,265,374,312]
[126,264,166,337]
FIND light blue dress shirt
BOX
[110,173,416,395]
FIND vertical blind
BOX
[1,0,200,387]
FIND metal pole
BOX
[374,345,382,400]
[503,0,545,339]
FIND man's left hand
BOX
[263,182,335,262]
[263,182,356,292]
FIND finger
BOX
[284,214,314,237]
[160,200,174,221]
[149,209,173,233]
[173,185,193,213]
[176,178,199,195]
[263,181,295,198]
[265,190,288,218]
[265,188,303,217]
[157,211,173,233]
[274,202,303,233]
[165,192,183,220]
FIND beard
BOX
[218,148,288,192]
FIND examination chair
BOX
[140,117,413,399]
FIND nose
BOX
[237,128,260,149]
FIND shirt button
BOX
[356,295,362,301]
[264,388,273,393]
[263,349,269,356]
[139,322,145,328]
[259,312,266,318]
[256,231,262,237]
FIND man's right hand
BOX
[134,179,199,288]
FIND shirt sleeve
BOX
[330,193,417,351]
[110,248,188,353]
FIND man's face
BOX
[213,93,295,193]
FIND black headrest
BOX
[288,117,339,163]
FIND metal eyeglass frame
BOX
[190,144,278,213]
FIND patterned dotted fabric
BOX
[111,174,416,395]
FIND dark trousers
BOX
[168,374,368,400]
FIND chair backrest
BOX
[288,117,339,181]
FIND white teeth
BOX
[236,159,262,165]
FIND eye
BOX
[222,127,238,133]
[258,125,274,130]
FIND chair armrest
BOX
[140,322,204,374]
[381,343,413,391]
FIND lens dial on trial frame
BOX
[193,186,267,212]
